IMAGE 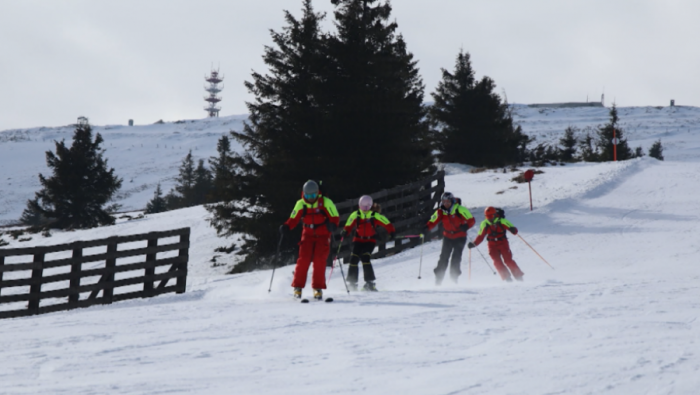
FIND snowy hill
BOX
[1,106,700,394]
[1,105,700,225]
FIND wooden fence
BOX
[331,170,445,262]
[0,227,190,319]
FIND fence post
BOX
[104,241,117,303]
[144,237,157,297]
[176,229,189,294]
[69,244,82,308]
[28,252,45,314]
[0,255,4,296]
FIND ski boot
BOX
[348,282,358,292]
[362,282,377,292]
[313,289,323,300]
[293,287,303,299]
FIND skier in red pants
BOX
[279,180,339,300]
[468,206,524,282]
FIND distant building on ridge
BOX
[528,94,604,108]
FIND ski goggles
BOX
[304,193,318,200]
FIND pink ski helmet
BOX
[359,195,373,211]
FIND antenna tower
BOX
[204,67,224,117]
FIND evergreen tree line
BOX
[528,104,664,165]
[145,136,237,214]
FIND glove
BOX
[340,229,347,238]
[459,223,469,232]
[326,222,338,232]
[467,241,476,249]
[389,232,396,240]
[279,224,289,235]
[421,225,429,235]
[510,227,518,235]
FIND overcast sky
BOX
[1,0,698,131]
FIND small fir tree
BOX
[193,159,213,204]
[208,135,237,202]
[579,132,598,162]
[595,104,633,161]
[145,183,167,214]
[559,126,579,162]
[648,140,664,160]
[26,118,122,229]
[174,150,197,207]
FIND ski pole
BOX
[417,233,425,279]
[396,235,423,239]
[268,233,284,292]
[468,248,472,281]
[517,234,555,270]
[334,236,350,294]
[468,236,497,275]
[327,236,344,282]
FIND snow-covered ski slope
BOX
[1,106,700,394]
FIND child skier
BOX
[468,206,524,282]
[423,192,475,285]
[280,180,340,300]
[341,195,395,291]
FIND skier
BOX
[423,192,475,285]
[468,206,524,282]
[279,180,340,300]
[341,195,395,291]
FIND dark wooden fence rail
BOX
[0,227,190,319]
[331,171,445,263]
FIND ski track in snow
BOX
[1,107,700,394]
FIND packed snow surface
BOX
[1,106,699,394]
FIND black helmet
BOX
[303,180,319,199]
[441,191,454,202]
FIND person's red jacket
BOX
[426,203,475,239]
[284,194,339,238]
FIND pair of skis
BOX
[300,296,333,303]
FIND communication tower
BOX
[204,68,224,117]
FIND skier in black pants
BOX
[341,195,395,291]
[423,192,475,285]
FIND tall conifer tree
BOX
[429,50,527,167]
[209,0,433,267]
[323,0,433,191]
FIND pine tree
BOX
[559,126,579,162]
[324,0,434,189]
[595,104,633,161]
[145,183,167,214]
[208,135,237,202]
[649,140,664,160]
[210,0,330,263]
[26,118,122,229]
[210,0,433,267]
[173,150,197,207]
[579,131,598,162]
[428,50,528,167]
[193,159,213,204]
[20,202,49,227]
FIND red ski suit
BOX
[473,217,524,281]
[426,203,476,239]
[284,194,339,289]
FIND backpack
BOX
[495,207,505,219]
